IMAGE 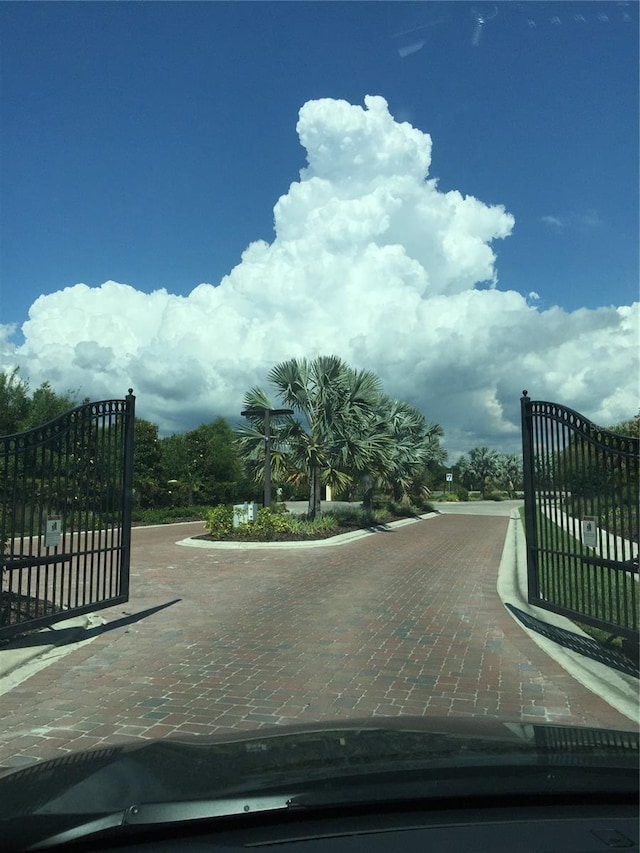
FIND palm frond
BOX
[241,386,274,414]
[268,358,312,414]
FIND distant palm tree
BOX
[462,446,501,497]
[498,453,523,497]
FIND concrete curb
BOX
[175,512,440,550]
[0,613,104,690]
[497,509,639,724]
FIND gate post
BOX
[520,391,539,601]
[120,389,136,597]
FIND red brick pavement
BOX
[0,514,632,770]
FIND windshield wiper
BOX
[28,795,293,850]
[125,793,293,824]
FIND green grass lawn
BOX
[518,506,639,647]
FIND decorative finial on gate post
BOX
[522,390,528,397]
[128,388,134,396]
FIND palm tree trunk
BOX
[361,473,373,511]
[308,465,322,519]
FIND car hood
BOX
[1,716,637,821]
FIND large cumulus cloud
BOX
[4,96,637,453]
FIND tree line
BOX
[452,447,524,498]
[0,368,78,435]
[8,364,633,518]
[133,416,255,508]
[0,361,448,516]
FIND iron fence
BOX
[521,391,639,640]
[0,391,135,640]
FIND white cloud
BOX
[2,96,637,455]
[398,40,425,58]
[540,209,603,231]
[540,214,563,228]
[0,324,17,363]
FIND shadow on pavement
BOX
[0,600,182,651]
[505,603,639,679]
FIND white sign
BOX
[45,515,62,548]
[446,473,453,482]
[233,502,258,528]
[582,516,598,548]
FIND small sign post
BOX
[45,515,62,548]
[582,516,598,549]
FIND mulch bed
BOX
[192,522,369,543]
[191,514,422,543]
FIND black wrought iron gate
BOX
[0,391,135,640]
[521,392,639,640]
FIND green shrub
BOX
[484,492,504,501]
[370,492,388,510]
[454,486,469,501]
[329,506,384,528]
[133,505,210,525]
[201,499,434,541]
[272,514,336,536]
[330,506,365,526]
[445,493,459,502]
[238,507,294,540]
[301,514,341,534]
[384,498,436,516]
[383,499,417,518]
[412,494,436,512]
[205,505,234,539]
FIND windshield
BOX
[0,0,637,815]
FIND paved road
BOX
[285,499,523,518]
[432,499,524,517]
[0,513,631,771]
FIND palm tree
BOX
[236,356,388,518]
[462,446,501,497]
[498,453,523,497]
[368,398,445,507]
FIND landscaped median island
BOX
[195,502,435,543]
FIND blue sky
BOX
[0,2,637,452]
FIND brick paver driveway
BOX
[0,513,631,770]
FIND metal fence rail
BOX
[521,391,639,640]
[0,391,135,640]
